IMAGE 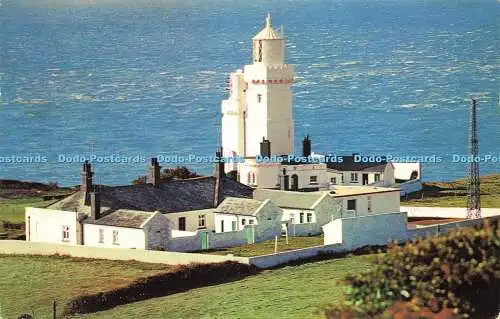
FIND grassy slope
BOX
[77,254,377,319]
[201,234,324,257]
[0,255,171,319]
[0,197,58,223]
[401,174,500,207]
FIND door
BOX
[220,220,225,232]
[362,174,369,185]
[245,226,255,244]
[200,231,209,250]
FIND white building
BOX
[220,15,422,193]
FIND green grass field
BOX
[0,253,376,319]
[401,174,500,207]
[202,234,324,257]
[0,255,171,319]
[0,198,58,223]
[77,254,376,319]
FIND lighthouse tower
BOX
[244,14,295,157]
[221,14,295,172]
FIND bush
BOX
[330,219,499,319]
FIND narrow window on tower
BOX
[257,94,262,103]
[258,40,262,62]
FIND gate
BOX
[200,231,209,250]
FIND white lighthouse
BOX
[222,14,295,164]
[221,14,327,189]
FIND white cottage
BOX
[82,209,170,250]
[253,188,338,236]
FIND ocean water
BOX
[0,0,498,186]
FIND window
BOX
[257,94,262,103]
[330,177,337,184]
[350,173,358,183]
[299,212,304,224]
[198,215,206,228]
[340,173,344,183]
[307,213,313,223]
[289,213,295,224]
[309,176,318,184]
[252,173,256,185]
[112,230,119,245]
[178,217,186,231]
[232,221,237,231]
[249,219,254,225]
[242,219,246,225]
[368,196,372,213]
[258,40,262,62]
[347,199,356,211]
[374,174,381,182]
[220,220,225,232]
[98,229,104,243]
[62,225,70,242]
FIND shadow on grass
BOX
[65,261,261,316]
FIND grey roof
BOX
[48,176,253,214]
[326,155,389,172]
[214,197,264,216]
[253,189,327,210]
[82,209,156,228]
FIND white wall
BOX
[284,163,328,190]
[337,212,409,251]
[392,162,421,180]
[25,207,81,245]
[165,210,216,232]
[214,213,257,233]
[336,191,400,217]
[401,206,500,218]
[0,240,250,265]
[322,218,343,245]
[83,224,146,249]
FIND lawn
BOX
[77,254,377,319]
[401,174,500,208]
[0,197,58,223]
[201,234,324,257]
[0,255,171,319]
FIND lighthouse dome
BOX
[252,14,284,40]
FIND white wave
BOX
[400,103,418,108]
[199,70,216,75]
[339,61,360,66]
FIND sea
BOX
[0,0,498,186]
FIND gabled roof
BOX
[48,176,253,214]
[83,209,157,229]
[214,197,264,216]
[253,189,328,210]
[326,155,389,173]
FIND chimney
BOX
[90,191,101,220]
[81,161,93,205]
[149,158,161,188]
[280,168,289,191]
[302,135,311,157]
[260,137,271,157]
[213,147,224,207]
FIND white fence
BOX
[402,206,500,218]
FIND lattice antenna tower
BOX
[466,97,481,219]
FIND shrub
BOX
[331,219,499,319]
